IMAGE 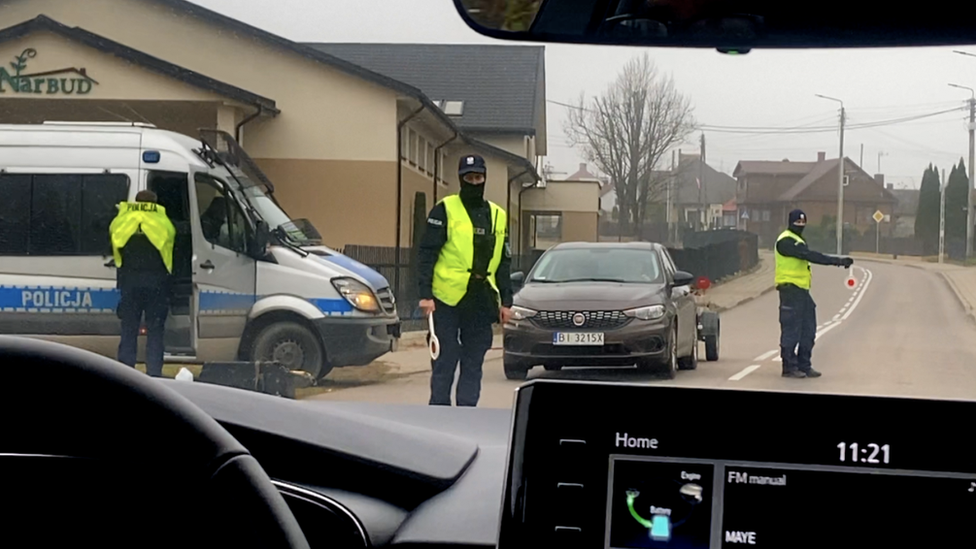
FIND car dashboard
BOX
[167,380,976,548]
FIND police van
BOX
[0,122,400,379]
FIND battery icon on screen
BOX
[650,515,671,542]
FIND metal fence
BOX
[339,229,759,330]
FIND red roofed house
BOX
[734,152,897,247]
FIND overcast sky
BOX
[192,0,976,189]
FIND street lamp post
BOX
[948,82,975,258]
[816,94,846,254]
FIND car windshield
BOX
[7,0,976,522]
[529,248,664,283]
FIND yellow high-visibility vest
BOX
[432,195,507,306]
[775,229,811,290]
[109,201,176,273]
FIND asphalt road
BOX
[311,261,976,408]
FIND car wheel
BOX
[504,357,530,380]
[678,324,698,371]
[704,333,720,362]
[661,327,678,379]
[251,321,328,379]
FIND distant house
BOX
[888,186,920,238]
[665,153,738,229]
[734,152,897,247]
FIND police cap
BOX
[458,154,487,176]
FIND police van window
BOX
[0,174,30,255]
[194,173,248,253]
[0,173,129,256]
[80,174,130,255]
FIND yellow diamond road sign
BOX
[873,210,885,223]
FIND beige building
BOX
[0,0,558,256]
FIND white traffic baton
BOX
[427,311,440,360]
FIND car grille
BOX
[531,310,630,330]
[376,287,396,315]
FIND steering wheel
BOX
[0,336,310,548]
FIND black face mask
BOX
[459,177,485,203]
[790,223,805,236]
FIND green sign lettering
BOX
[0,48,98,95]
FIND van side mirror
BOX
[251,220,271,258]
[672,270,695,287]
[511,271,525,291]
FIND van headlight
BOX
[624,304,666,321]
[331,277,380,313]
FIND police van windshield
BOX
[212,166,323,246]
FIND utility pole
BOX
[877,151,888,173]
[949,83,976,258]
[940,167,947,264]
[817,94,846,254]
[860,143,864,169]
[699,133,706,230]
[668,149,675,243]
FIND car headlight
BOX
[624,304,666,321]
[511,305,538,321]
[331,277,380,313]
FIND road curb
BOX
[936,271,976,325]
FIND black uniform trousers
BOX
[117,276,170,378]
[429,283,497,407]
[778,283,817,373]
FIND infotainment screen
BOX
[606,455,976,548]
[496,381,976,549]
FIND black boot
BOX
[800,368,822,378]
[782,369,807,378]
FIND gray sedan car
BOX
[503,242,707,380]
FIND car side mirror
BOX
[672,270,695,287]
[511,271,525,291]
[251,220,271,258]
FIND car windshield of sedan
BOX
[529,248,664,284]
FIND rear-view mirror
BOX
[673,270,695,287]
[452,0,976,49]
[252,220,271,258]
[511,271,525,291]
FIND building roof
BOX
[733,160,818,177]
[777,157,896,202]
[305,43,545,135]
[778,158,842,201]
[0,15,279,113]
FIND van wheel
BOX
[251,322,329,379]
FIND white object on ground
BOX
[175,367,194,382]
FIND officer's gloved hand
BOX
[839,257,854,268]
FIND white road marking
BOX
[754,350,778,361]
[841,268,873,321]
[736,267,872,381]
[729,364,762,381]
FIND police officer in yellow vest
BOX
[109,190,176,377]
[417,154,513,406]
[776,209,853,378]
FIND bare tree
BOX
[565,53,696,234]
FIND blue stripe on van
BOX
[0,285,352,316]
[0,286,119,312]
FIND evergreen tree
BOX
[945,159,969,241]
[915,164,941,255]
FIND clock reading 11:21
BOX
[838,442,890,464]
